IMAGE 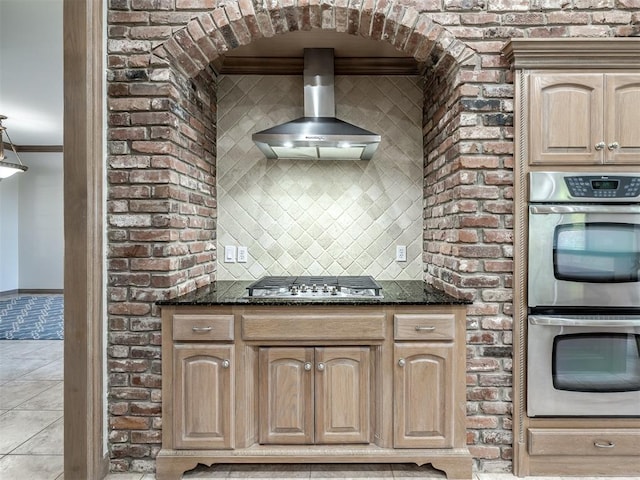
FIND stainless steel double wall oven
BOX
[527,171,640,417]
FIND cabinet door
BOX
[529,73,604,165]
[315,347,371,444]
[173,344,234,449]
[259,347,314,444]
[394,343,453,448]
[605,74,640,164]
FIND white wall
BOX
[0,174,20,292]
[0,152,64,292]
[16,152,64,290]
[0,0,64,293]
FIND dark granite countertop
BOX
[157,281,470,306]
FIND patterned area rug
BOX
[0,295,64,340]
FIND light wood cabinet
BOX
[259,347,314,444]
[315,347,371,444]
[394,343,453,448]
[170,313,236,449]
[172,344,234,449]
[157,305,472,480]
[504,38,640,479]
[528,428,640,456]
[393,313,456,449]
[529,72,640,165]
[259,346,371,445]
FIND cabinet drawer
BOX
[173,314,234,341]
[529,428,640,456]
[394,314,454,341]
[242,313,385,341]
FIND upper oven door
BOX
[528,204,640,308]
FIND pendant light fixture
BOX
[0,115,28,179]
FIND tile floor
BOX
[0,339,64,480]
[2,340,639,480]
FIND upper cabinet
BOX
[529,72,640,165]
[503,39,640,167]
[605,75,640,164]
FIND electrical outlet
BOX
[237,246,248,263]
[224,245,236,263]
[396,245,407,262]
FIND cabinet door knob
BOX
[607,141,619,150]
[304,362,312,371]
[594,440,615,448]
[398,359,406,367]
[316,362,325,372]
[222,359,230,369]
[595,141,606,151]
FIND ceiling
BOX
[0,0,63,148]
[0,2,417,148]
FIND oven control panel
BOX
[564,175,640,198]
[530,172,640,202]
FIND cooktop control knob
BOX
[300,284,308,293]
[331,286,338,295]
[290,286,298,295]
[322,284,329,293]
[311,284,318,292]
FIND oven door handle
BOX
[529,205,640,214]
[530,316,640,327]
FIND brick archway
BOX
[152,0,479,80]
[130,0,488,304]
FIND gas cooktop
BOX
[245,276,383,299]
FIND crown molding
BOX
[3,142,63,153]
[503,38,640,70]
[219,57,421,75]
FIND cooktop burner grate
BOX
[246,275,383,298]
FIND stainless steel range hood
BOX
[252,49,381,160]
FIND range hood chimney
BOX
[252,48,381,160]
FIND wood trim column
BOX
[63,0,107,478]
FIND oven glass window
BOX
[552,333,640,392]
[554,222,639,283]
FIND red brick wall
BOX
[107,23,218,469]
[106,0,639,474]
[423,56,515,468]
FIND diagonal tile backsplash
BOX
[217,74,423,280]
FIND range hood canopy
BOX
[252,48,381,161]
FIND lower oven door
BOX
[528,315,640,417]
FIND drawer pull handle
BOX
[304,362,312,371]
[594,441,615,449]
[398,359,406,367]
[607,141,619,151]
[222,359,230,369]
[595,141,606,151]
[192,326,212,333]
[415,326,436,332]
[317,362,325,372]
